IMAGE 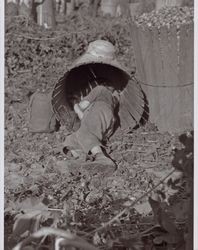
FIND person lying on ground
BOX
[62,84,120,169]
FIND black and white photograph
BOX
[3,0,195,249]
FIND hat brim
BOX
[70,51,131,77]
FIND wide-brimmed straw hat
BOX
[52,40,145,132]
[70,40,131,76]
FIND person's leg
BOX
[76,104,116,166]
[75,127,102,153]
[74,124,114,165]
[91,146,115,166]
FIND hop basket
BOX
[130,21,193,132]
[51,40,145,133]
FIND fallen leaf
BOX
[148,197,183,244]
[134,201,152,215]
[93,232,101,245]
[13,211,41,236]
[15,197,47,212]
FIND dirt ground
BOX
[4,12,193,250]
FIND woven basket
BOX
[51,40,145,132]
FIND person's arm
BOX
[83,85,104,103]
[74,86,103,119]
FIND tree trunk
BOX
[37,0,56,28]
[65,0,75,15]
[57,0,61,13]
[89,0,101,17]
[5,1,19,16]
[63,0,67,15]
[31,0,45,23]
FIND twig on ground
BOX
[17,70,31,74]
[47,208,64,212]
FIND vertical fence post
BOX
[130,24,146,84]
[37,0,56,28]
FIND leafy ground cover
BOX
[5,10,193,250]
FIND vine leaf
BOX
[14,197,47,212]
[148,197,184,245]
[134,201,152,215]
[13,197,51,237]
[13,211,42,237]
[171,198,190,221]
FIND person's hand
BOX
[113,90,120,101]
[74,103,84,120]
[78,112,84,120]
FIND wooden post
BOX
[66,0,75,15]
[63,0,67,15]
[89,0,101,17]
[37,0,56,28]
[101,0,118,16]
